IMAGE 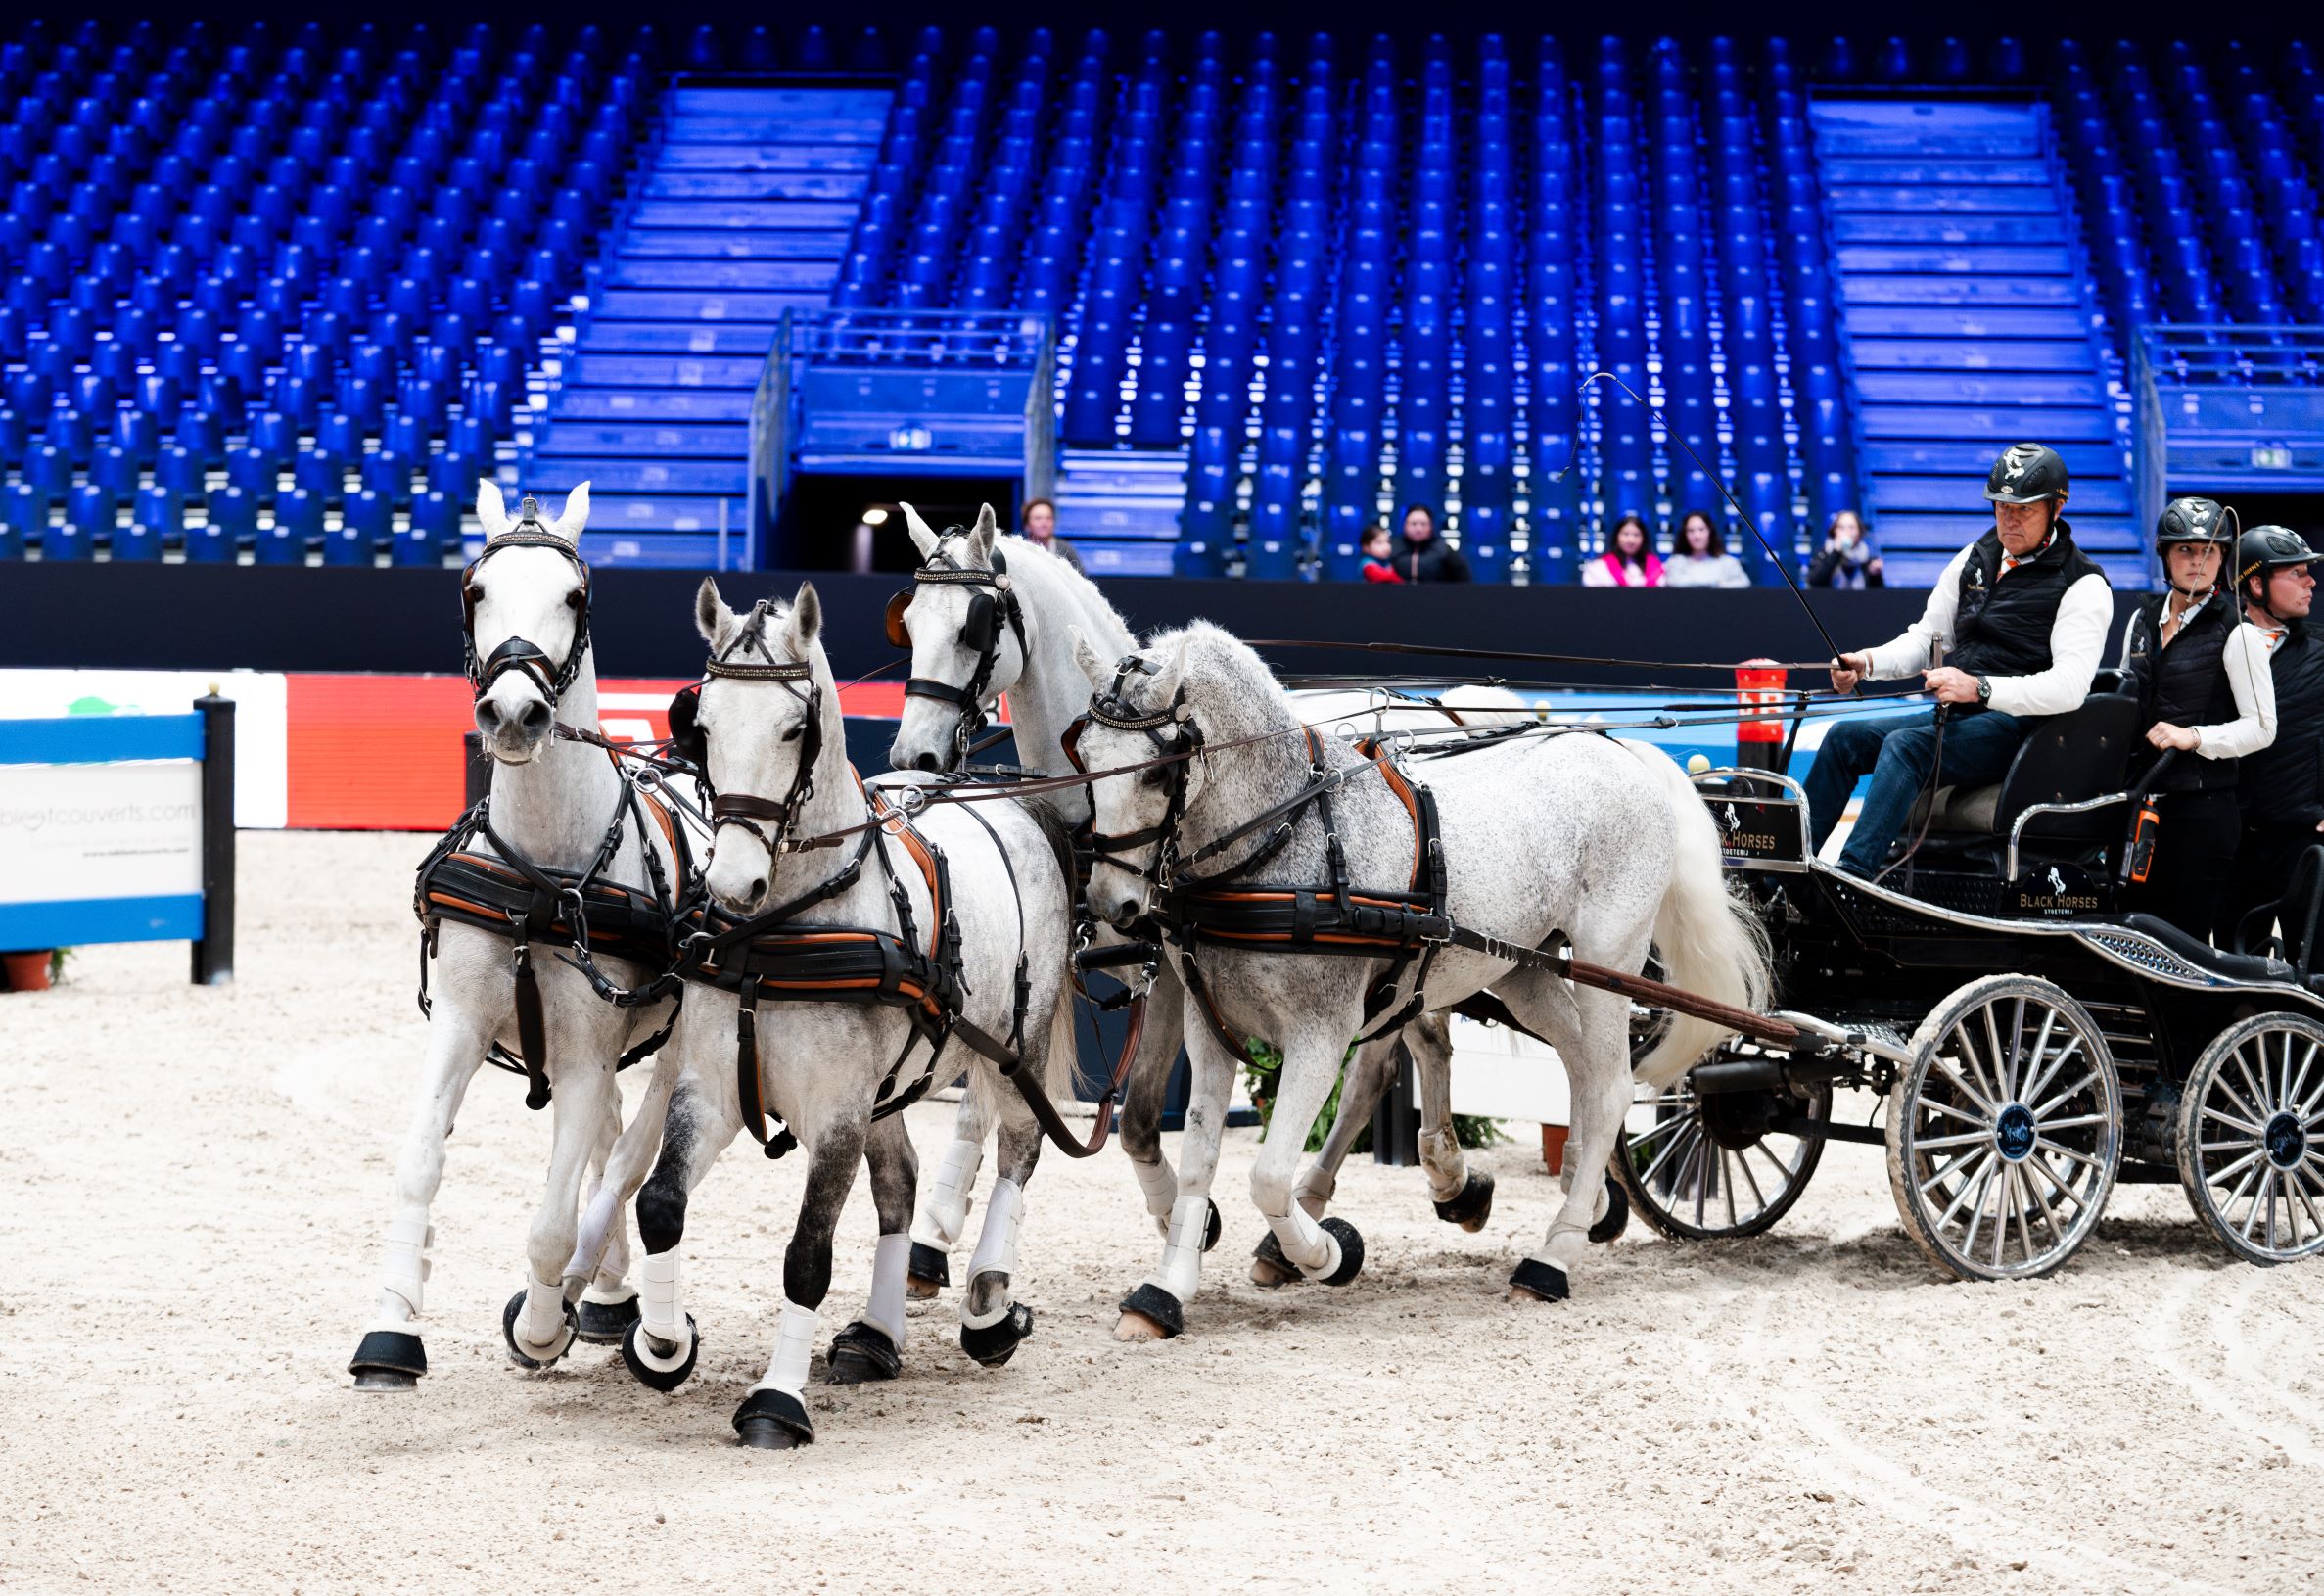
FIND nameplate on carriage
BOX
[2008,861,2103,919]
[1709,796,1808,873]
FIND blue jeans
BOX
[1799,708,2028,876]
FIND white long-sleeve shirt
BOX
[2113,600,2279,760]
[1858,543,2113,717]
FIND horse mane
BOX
[945,530,1138,656]
[1139,621,1301,747]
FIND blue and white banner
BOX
[0,715,208,947]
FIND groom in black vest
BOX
[1801,443,2114,880]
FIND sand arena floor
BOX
[2,830,2320,1594]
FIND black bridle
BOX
[462,496,592,703]
[670,601,828,865]
[1061,654,1204,899]
[887,539,1030,764]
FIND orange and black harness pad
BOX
[673,786,971,1157]
[1158,735,1450,1066]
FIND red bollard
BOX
[1735,659,1788,773]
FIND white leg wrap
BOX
[1267,1202,1336,1276]
[752,1298,819,1398]
[909,1136,983,1249]
[637,1249,685,1343]
[1291,1162,1337,1218]
[520,1274,566,1347]
[1157,1192,1212,1300]
[1132,1153,1179,1220]
[866,1233,910,1345]
[381,1215,434,1318]
[960,1178,1025,1329]
[565,1185,620,1287]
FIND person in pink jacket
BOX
[1581,512,1664,587]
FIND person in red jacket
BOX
[1360,524,1405,584]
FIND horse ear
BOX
[900,501,941,558]
[552,481,591,542]
[971,502,999,561]
[1149,634,1189,708]
[477,479,512,538]
[1068,625,1109,687]
[785,581,823,654]
[695,577,731,648]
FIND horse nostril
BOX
[912,751,940,773]
[475,701,502,734]
[518,699,552,735]
[748,878,767,904]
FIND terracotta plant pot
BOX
[1540,1123,1568,1176]
[2,951,54,992]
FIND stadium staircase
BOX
[522,84,890,566]
[1810,99,2138,587]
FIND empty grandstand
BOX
[5,20,2324,586]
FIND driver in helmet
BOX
[2115,498,2277,939]
[2216,527,2324,945]
[1804,443,2113,880]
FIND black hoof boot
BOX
[1433,1171,1497,1234]
[825,1320,904,1385]
[733,1387,813,1450]
[620,1315,699,1392]
[1316,1217,1366,1286]
[575,1295,640,1345]
[960,1302,1035,1367]
[1508,1257,1570,1303]
[1250,1229,1300,1289]
[1117,1283,1184,1339]
[349,1330,427,1390]
[1589,1172,1630,1244]
[907,1242,951,1291]
[502,1291,579,1370]
[1201,1198,1223,1252]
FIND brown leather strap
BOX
[956,992,1147,1159]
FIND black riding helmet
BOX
[2237,525,2315,591]
[2155,495,2237,549]
[1983,443,2071,506]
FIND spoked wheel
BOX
[1887,975,2120,1282]
[2176,1013,2324,1266]
[1614,1068,1832,1240]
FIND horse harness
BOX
[418,500,685,1108]
[1065,655,1807,1063]
[885,541,1030,764]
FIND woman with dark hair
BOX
[1662,508,1750,588]
[1581,511,1664,587]
[1388,503,1470,582]
[1808,508,1882,588]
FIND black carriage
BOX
[1617,675,2324,1279]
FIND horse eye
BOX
[565,589,584,611]
[781,725,805,742]
[464,583,483,605]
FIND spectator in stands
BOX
[1020,497,1082,572]
[1360,524,1404,584]
[1662,509,1750,588]
[1804,444,2111,881]
[1389,504,1470,583]
[1581,512,1663,587]
[1808,509,1884,588]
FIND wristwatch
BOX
[1975,675,1993,705]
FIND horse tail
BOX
[1621,740,1774,1089]
[1436,683,1535,727]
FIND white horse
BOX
[622,581,1080,1447]
[349,481,686,1388]
[883,505,1224,1290]
[1068,622,1770,1338]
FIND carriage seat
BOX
[1905,685,2141,843]
[2120,912,2296,985]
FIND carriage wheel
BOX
[1886,975,2120,1282]
[1613,1071,1832,1241]
[2176,1013,2324,1266]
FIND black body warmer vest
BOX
[2122,592,2242,793]
[2243,620,2324,830]
[1948,520,2108,692]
